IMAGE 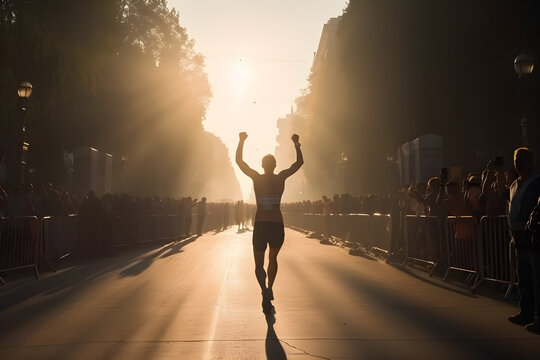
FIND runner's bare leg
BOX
[267,246,281,290]
[254,249,267,291]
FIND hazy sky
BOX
[170,0,347,199]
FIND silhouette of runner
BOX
[236,131,304,314]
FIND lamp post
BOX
[514,52,535,147]
[337,152,348,194]
[16,81,33,185]
[385,151,402,263]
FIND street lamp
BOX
[514,52,535,147]
[17,81,33,100]
[336,152,348,194]
[16,81,32,185]
[514,52,535,78]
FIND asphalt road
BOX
[0,227,539,360]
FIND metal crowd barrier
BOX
[194,212,213,233]
[345,214,370,248]
[404,215,443,272]
[283,213,517,290]
[327,214,346,239]
[282,213,391,255]
[474,216,515,297]
[1,211,236,285]
[444,216,481,286]
[284,213,325,238]
[41,216,60,271]
[156,215,181,239]
[112,216,137,247]
[137,215,158,243]
[57,215,80,258]
[3,211,517,294]
[0,216,41,284]
[368,214,392,256]
[112,215,186,246]
[41,215,80,270]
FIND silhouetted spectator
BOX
[436,181,470,217]
[424,177,445,217]
[481,161,507,217]
[222,202,230,230]
[408,183,427,216]
[5,186,34,216]
[507,148,540,333]
[464,174,482,220]
[79,191,103,256]
[0,184,7,217]
[235,200,244,231]
[184,197,194,235]
[196,197,207,235]
[437,180,473,245]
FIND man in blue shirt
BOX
[507,148,540,333]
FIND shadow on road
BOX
[213,228,227,235]
[0,235,200,327]
[119,235,200,277]
[0,239,194,348]
[289,262,519,360]
[397,265,478,298]
[265,314,287,360]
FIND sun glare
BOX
[228,59,252,93]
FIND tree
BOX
[295,0,540,196]
[0,0,241,199]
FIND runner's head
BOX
[262,154,276,174]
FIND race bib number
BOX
[258,195,280,211]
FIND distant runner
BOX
[236,132,304,314]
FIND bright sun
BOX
[228,60,252,93]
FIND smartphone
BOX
[494,156,503,167]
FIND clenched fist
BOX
[291,134,300,144]
[239,132,248,141]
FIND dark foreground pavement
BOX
[0,227,538,359]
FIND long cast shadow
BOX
[0,239,189,341]
[119,235,199,277]
[265,314,287,360]
[289,260,519,360]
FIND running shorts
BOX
[252,222,284,251]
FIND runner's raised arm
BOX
[236,132,259,179]
[279,134,304,179]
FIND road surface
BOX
[0,227,538,359]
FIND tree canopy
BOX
[0,0,241,199]
[296,0,540,197]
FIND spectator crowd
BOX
[282,194,392,215]
[282,157,521,221]
[0,183,207,219]
[1,147,539,334]
[282,147,540,335]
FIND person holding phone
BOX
[236,131,304,314]
[436,168,470,216]
[481,158,507,216]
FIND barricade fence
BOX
[283,213,391,255]
[475,216,515,297]
[444,216,481,285]
[0,217,41,284]
[404,215,444,271]
[2,212,516,293]
[283,212,517,292]
[1,209,235,284]
[368,214,392,256]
